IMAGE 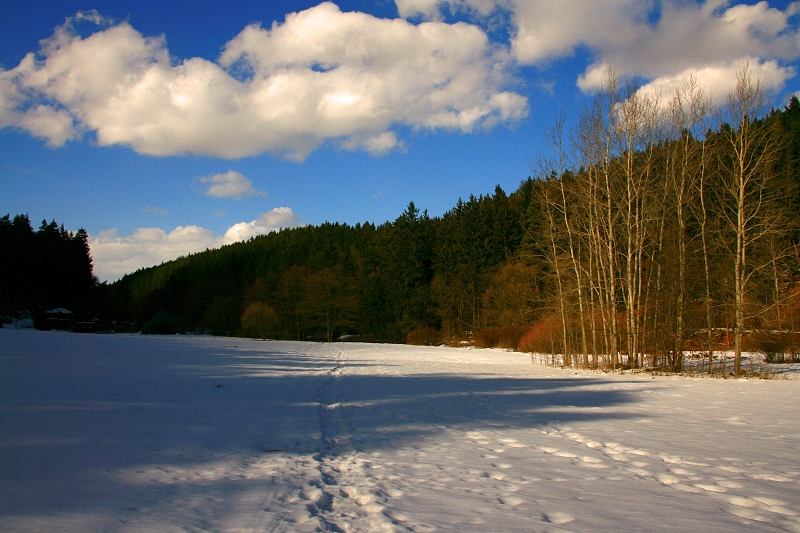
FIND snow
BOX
[532,351,800,379]
[1,330,799,533]
[1,318,33,330]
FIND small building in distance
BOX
[44,308,73,330]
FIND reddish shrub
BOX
[518,317,564,354]
[473,326,530,350]
[406,327,444,346]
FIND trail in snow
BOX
[1,330,799,532]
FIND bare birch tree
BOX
[717,63,784,374]
[666,75,712,370]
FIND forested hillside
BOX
[109,186,541,343]
[106,70,800,371]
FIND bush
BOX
[518,317,564,354]
[240,302,280,339]
[751,331,800,363]
[406,327,444,346]
[473,326,530,350]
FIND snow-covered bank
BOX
[1,330,799,532]
[530,351,800,379]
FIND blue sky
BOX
[2,0,800,281]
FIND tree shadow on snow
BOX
[0,336,651,523]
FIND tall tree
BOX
[717,64,784,374]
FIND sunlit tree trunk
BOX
[691,138,718,374]
[718,63,781,375]
[667,75,712,371]
[545,114,589,366]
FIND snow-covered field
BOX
[1,331,799,533]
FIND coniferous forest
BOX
[0,214,96,323]
[4,68,800,373]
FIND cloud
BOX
[536,80,556,96]
[0,4,527,161]
[631,57,795,108]
[199,170,265,200]
[405,1,800,96]
[562,0,800,91]
[395,0,504,20]
[89,207,302,281]
[220,207,300,243]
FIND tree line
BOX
[6,66,799,373]
[534,66,800,373]
[107,67,800,375]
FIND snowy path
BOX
[1,331,799,532]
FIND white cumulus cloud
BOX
[0,4,527,161]
[220,207,301,244]
[565,0,799,92]
[631,57,795,108]
[89,207,302,281]
[200,170,265,200]
[401,0,800,97]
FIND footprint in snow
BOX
[384,510,408,522]
[554,451,578,458]
[499,496,524,506]
[750,472,792,482]
[356,500,382,514]
[543,511,575,524]
[715,480,743,489]
[342,492,371,506]
[299,487,323,501]
[656,473,680,485]
[671,483,701,493]
[726,506,770,522]
[694,483,726,493]
[753,496,789,507]
[287,511,315,524]
[339,485,358,498]
[382,488,403,498]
